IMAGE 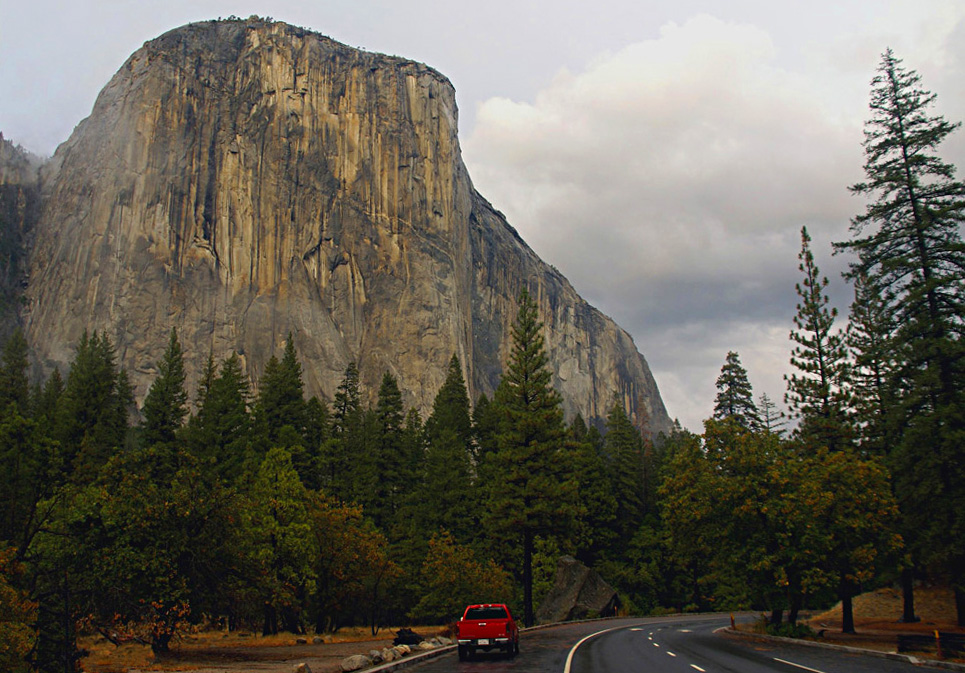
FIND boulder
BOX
[340,654,372,672]
[536,556,622,623]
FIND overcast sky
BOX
[2,1,964,430]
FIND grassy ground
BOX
[80,625,443,673]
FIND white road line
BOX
[653,642,660,647]
[774,657,828,673]
[630,628,643,631]
[667,651,677,657]
[562,625,625,673]
[691,666,706,672]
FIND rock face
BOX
[536,556,621,623]
[0,135,40,343]
[22,18,670,433]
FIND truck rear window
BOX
[465,607,508,620]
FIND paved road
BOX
[408,614,928,673]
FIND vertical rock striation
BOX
[23,18,670,434]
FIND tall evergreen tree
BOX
[567,415,617,565]
[836,50,965,624]
[186,353,250,481]
[54,331,132,483]
[370,372,407,526]
[483,288,576,626]
[713,351,759,430]
[330,362,368,504]
[837,49,965,410]
[302,395,332,491]
[139,328,188,448]
[786,226,852,451]
[848,273,897,456]
[0,329,29,413]
[425,355,473,451]
[604,401,646,543]
[255,333,307,447]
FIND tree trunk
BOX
[900,567,919,623]
[955,585,965,628]
[788,592,802,625]
[263,604,278,636]
[523,529,534,627]
[840,578,856,634]
[769,608,783,626]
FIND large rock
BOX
[340,654,372,672]
[537,556,622,624]
[21,17,670,433]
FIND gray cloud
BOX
[463,12,964,429]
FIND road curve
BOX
[407,614,929,673]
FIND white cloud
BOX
[462,13,896,430]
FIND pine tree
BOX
[140,328,188,448]
[418,360,477,544]
[483,288,576,626]
[848,273,897,456]
[567,415,616,565]
[836,49,965,412]
[757,393,786,437]
[713,351,760,430]
[186,353,250,481]
[786,226,851,451]
[425,355,473,451]
[604,401,645,543]
[836,50,965,624]
[0,329,29,413]
[370,372,407,526]
[330,362,368,504]
[54,331,133,482]
[255,333,307,448]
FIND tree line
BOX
[0,47,962,673]
[683,48,964,633]
[0,287,668,672]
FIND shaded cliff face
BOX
[0,136,40,342]
[25,18,670,434]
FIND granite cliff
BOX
[21,18,671,433]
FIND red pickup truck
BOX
[455,603,520,660]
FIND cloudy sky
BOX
[2,1,964,430]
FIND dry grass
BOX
[80,625,443,673]
[810,585,961,633]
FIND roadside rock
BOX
[340,654,372,672]
[537,555,622,623]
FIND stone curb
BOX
[722,626,965,671]
[360,644,458,673]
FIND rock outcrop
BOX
[536,556,621,623]
[22,17,670,432]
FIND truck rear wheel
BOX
[458,645,469,661]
